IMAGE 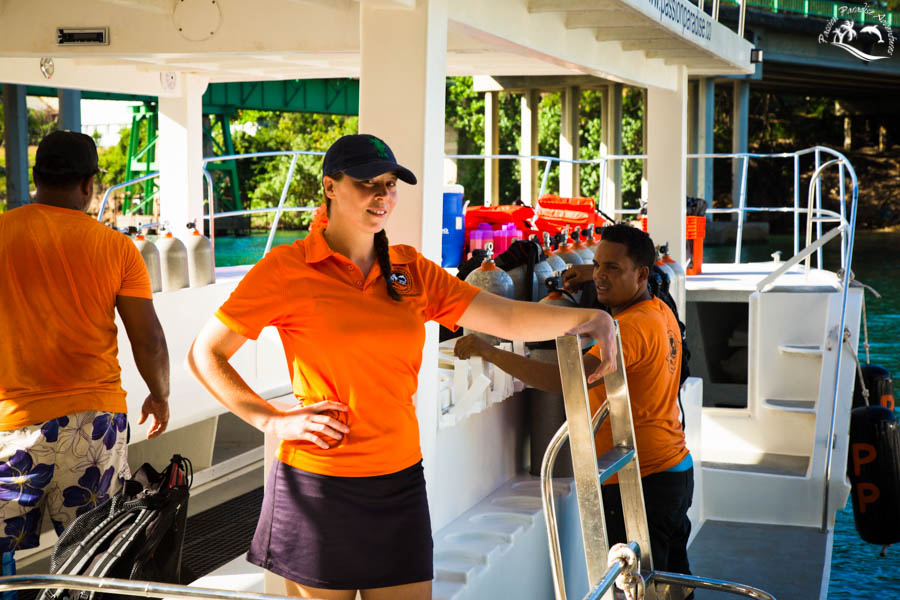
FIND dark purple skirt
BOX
[247,459,433,590]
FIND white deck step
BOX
[762,398,817,413]
[777,344,823,357]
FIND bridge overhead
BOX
[720,5,900,99]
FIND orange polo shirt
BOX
[215,230,480,477]
[0,203,152,430]
[588,297,688,483]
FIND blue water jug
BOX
[442,184,465,268]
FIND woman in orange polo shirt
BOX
[187,134,616,600]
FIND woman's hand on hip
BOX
[270,401,350,449]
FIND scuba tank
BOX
[157,227,190,292]
[133,232,162,293]
[654,247,676,303]
[464,243,515,345]
[583,226,599,253]
[571,226,595,263]
[539,270,577,308]
[553,225,584,267]
[659,243,686,319]
[185,222,215,287]
[541,232,567,274]
[530,236,554,302]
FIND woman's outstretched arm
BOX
[456,292,616,382]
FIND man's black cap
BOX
[34,130,101,180]
[323,134,417,185]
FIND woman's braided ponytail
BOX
[375,229,402,302]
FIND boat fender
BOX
[184,222,216,287]
[847,405,900,546]
[853,364,895,411]
[464,244,515,345]
[133,233,162,293]
[157,229,190,292]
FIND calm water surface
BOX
[216,229,900,598]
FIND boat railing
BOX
[0,574,307,600]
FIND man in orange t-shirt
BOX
[0,132,170,560]
[455,224,694,577]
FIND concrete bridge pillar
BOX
[2,83,30,209]
[731,80,750,220]
[57,89,82,132]
[484,90,500,206]
[600,83,623,218]
[520,89,539,206]
[559,85,580,197]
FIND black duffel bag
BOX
[39,455,193,600]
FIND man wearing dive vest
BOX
[454,223,694,582]
[0,132,170,564]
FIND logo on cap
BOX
[370,137,391,160]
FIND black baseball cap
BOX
[323,134,417,185]
[33,130,101,180]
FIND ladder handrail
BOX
[0,574,301,600]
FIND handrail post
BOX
[792,153,800,258]
[598,158,608,218]
[814,149,823,268]
[733,156,749,264]
[202,168,216,256]
[838,161,846,267]
[538,159,552,200]
[264,153,300,256]
[739,0,748,36]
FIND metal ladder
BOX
[542,328,777,600]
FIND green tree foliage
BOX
[230,110,358,229]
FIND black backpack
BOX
[39,455,193,600]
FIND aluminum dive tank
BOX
[539,271,576,308]
[185,223,216,287]
[464,244,514,344]
[541,232,567,274]
[506,262,538,302]
[554,226,584,267]
[133,233,162,293]
[531,238,554,302]
[157,230,190,292]
[571,226,595,262]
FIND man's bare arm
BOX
[116,295,170,437]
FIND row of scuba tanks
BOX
[132,223,216,293]
[462,223,685,321]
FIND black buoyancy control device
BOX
[848,404,900,546]
[853,364,895,412]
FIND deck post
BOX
[647,67,688,265]
[559,85,580,197]
[485,90,500,206]
[731,80,749,221]
[520,88,539,207]
[158,73,208,236]
[57,88,82,132]
[601,83,623,217]
[359,0,449,525]
[697,78,715,208]
[2,83,30,209]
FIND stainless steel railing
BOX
[0,574,309,600]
